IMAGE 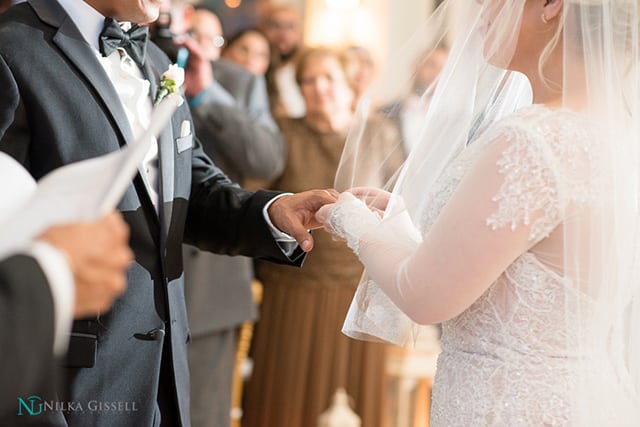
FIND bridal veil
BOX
[331,0,640,424]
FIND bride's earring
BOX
[541,13,549,24]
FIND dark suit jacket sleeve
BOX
[190,77,285,182]
[0,54,30,165]
[0,255,58,417]
[184,139,305,266]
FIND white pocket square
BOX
[176,135,193,153]
[176,120,193,153]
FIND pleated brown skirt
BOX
[242,262,388,427]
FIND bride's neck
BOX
[530,78,588,111]
[529,73,562,108]
[527,58,587,110]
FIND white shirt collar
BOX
[56,0,106,52]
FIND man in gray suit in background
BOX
[161,4,284,426]
[184,57,284,427]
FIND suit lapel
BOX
[29,0,163,224]
[157,123,175,241]
[142,61,175,238]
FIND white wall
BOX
[387,0,434,58]
[302,0,434,69]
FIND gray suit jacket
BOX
[184,59,284,336]
[0,2,302,426]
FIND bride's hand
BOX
[315,200,344,241]
[347,187,393,216]
[315,192,381,249]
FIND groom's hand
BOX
[267,189,338,252]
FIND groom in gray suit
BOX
[0,1,333,426]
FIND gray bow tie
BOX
[99,18,149,67]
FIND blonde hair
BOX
[538,11,564,92]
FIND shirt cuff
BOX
[263,193,298,256]
[27,241,75,356]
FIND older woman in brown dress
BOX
[243,47,403,427]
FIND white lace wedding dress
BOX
[419,105,634,426]
[333,104,638,425]
[422,105,572,425]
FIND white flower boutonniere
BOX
[154,64,185,106]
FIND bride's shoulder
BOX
[479,106,595,242]
[478,104,593,163]
[492,104,591,143]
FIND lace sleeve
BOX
[485,126,562,243]
[485,114,592,243]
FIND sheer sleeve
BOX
[325,120,579,330]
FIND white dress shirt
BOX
[26,242,74,356]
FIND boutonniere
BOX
[154,64,185,105]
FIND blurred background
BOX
[196,0,452,101]
[170,1,454,426]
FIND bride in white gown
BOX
[317,0,640,425]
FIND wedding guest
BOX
[380,44,449,154]
[190,7,225,61]
[221,28,271,76]
[343,45,376,105]
[243,47,404,427]
[260,3,306,117]
[0,1,334,425]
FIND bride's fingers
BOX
[348,187,391,211]
[370,207,385,217]
[315,203,335,224]
[316,204,347,241]
[324,188,340,198]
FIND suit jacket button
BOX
[133,328,165,341]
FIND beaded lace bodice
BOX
[424,105,596,426]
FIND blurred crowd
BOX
[144,2,449,426]
[0,1,446,426]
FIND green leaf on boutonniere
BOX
[155,64,185,105]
